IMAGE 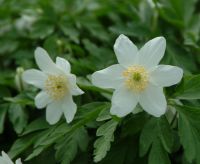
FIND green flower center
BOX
[132,72,142,82]
[123,65,149,92]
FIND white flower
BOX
[23,47,84,124]
[0,151,22,164]
[92,34,183,117]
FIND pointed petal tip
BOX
[114,34,128,47]
[66,118,72,124]
[118,34,127,39]
[47,120,55,125]
[79,89,84,95]
[176,67,184,83]
[34,47,44,55]
[91,72,98,87]
[153,108,166,117]
[110,108,124,118]
[35,46,45,54]
[1,151,6,156]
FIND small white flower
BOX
[92,34,183,117]
[23,47,84,124]
[0,151,22,164]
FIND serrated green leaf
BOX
[8,134,38,158]
[22,117,50,136]
[8,103,28,134]
[96,106,111,122]
[140,117,174,157]
[148,138,171,164]
[176,105,200,163]
[25,145,48,161]
[176,75,200,99]
[94,119,118,162]
[55,127,89,164]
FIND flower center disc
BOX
[45,75,68,100]
[123,65,149,92]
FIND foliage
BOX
[0,0,200,163]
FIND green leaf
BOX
[73,102,111,128]
[9,134,38,158]
[59,23,80,44]
[29,19,54,39]
[139,117,173,161]
[140,117,158,157]
[148,138,171,164]
[121,112,148,137]
[93,119,118,162]
[8,103,28,134]
[22,117,50,136]
[55,127,89,164]
[175,75,200,99]
[183,15,200,48]
[0,104,8,133]
[0,39,19,54]
[25,145,48,161]
[157,0,197,28]
[163,42,197,72]
[100,137,141,164]
[96,106,111,122]
[74,128,89,151]
[176,105,200,163]
[159,117,174,153]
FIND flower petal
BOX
[150,65,183,87]
[22,69,47,89]
[0,158,7,164]
[139,37,166,68]
[34,47,60,74]
[92,64,124,89]
[62,95,77,123]
[68,74,84,96]
[139,84,167,117]
[110,86,139,117]
[56,57,71,73]
[46,102,63,125]
[114,34,138,67]
[16,159,22,164]
[1,151,13,164]
[35,91,52,109]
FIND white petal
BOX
[150,65,183,87]
[1,151,13,164]
[23,69,47,89]
[35,91,52,109]
[16,159,22,164]
[34,47,60,74]
[68,74,84,96]
[46,102,63,125]
[92,64,124,89]
[56,57,71,73]
[139,37,166,68]
[139,84,167,117]
[0,158,8,164]
[62,96,77,123]
[114,34,138,67]
[110,86,139,117]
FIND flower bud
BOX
[15,67,26,91]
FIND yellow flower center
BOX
[123,65,149,92]
[45,75,68,100]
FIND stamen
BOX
[123,65,149,92]
[45,75,68,100]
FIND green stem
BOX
[170,111,178,127]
